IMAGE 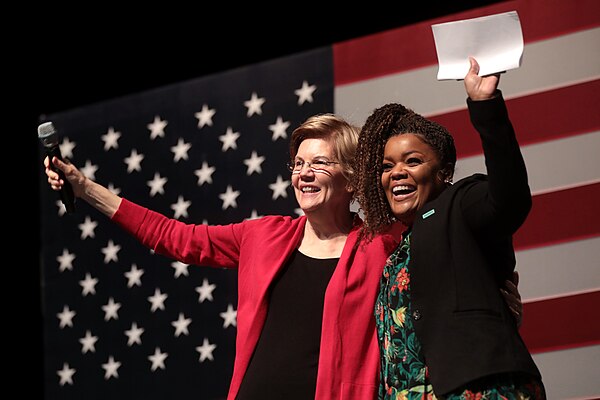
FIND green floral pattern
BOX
[375,232,545,400]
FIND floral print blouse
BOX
[374,232,545,400]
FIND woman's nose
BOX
[390,165,407,179]
[299,164,316,177]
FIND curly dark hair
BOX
[351,103,456,240]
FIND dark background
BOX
[30,2,504,397]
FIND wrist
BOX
[469,89,500,101]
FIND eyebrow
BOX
[295,155,334,160]
[383,150,425,159]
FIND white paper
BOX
[431,10,523,80]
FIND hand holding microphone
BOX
[38,122,76,213]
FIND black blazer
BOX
[409,92,542,395]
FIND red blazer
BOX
[113,199,401,399]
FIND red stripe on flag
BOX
[521,291,600,354]
[429,80,600,158]
[515,183,600,251]
[333,0,600,85]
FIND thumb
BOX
[52,156,70,172]
[468,56,480,75]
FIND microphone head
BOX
[38,121,58,148]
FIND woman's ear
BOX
[437,165,454,185]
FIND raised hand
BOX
[464,56,500,101]
[44,156,87,198]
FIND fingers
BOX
[501,288,523,326]
[501,279,524,328]
[500,287,517,307]
[44,156,66,189]
[513,270,520,287]
[504,279,521,301]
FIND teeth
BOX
[302,187,320,193]
[392,185,413,195]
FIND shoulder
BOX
[240,214,305,231]
[454,173,486,186]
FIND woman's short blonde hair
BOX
[289,113,360,182]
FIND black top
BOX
[236,250,338,399]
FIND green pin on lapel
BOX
[422,209,435,219]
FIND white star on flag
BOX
[171,138,191,162]
[125,322,145,346]
[148,348,168,371]
[124,149,144,173]
[243,151,265,175]
[57,305,76,329]
[269,175,290,199]
[102,127,121,150]
[79,273,98,296]
[57,363,76,386]
[196,338,217,362]
[102,297,121,321]
[57,248,75,272]
[295,80,316,105]
[102,356,121,380]
[124,264,144,288]
[148,288,168,312]
[194,161,215,185]
[78,216,98,239]
[195,279,216,303]
[220,304,237,328]
[59,137,76,159]
[171,313,192,337]
[219,127,240,151]
[101,239,121,263]
[195,104,216,128]
[147,115,168,139]
[79,330,98,354]
[269,116,290,141]
[147,172,168,197]
[219,185,240,210]
[171,196,191,219]
[244,91,266,116]
[171,261,189,278]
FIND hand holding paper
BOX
[431,11,523,80]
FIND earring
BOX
[444,178,453,185]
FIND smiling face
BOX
[291,138,352,215]
[381,133,447,226]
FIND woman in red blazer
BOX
[353,57,545,399]
[44,107,524,399]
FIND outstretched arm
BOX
[44,156,121,218]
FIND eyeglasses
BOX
[286,159,340,173]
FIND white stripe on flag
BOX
[532,344,600,400]
[516,237,600,302]
[455,130,600,195]
[334,27,600,124]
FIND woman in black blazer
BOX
[352,57,546,399]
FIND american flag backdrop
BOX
[39,0,599,399]
[39,48,334,399]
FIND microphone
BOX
[38,122,76,213]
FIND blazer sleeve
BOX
[461,91,532,234]
[112,198,243,268]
